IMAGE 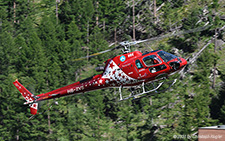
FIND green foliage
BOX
[0,0,224,140]
[88,26,109,64]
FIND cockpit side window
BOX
[143,55,161,66]
[135,59,143,69]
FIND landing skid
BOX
[119,79,177,101]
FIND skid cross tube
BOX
[142,82,145,93]
[119,85,123,101]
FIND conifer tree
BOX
[182,9,204,52]
[0,0,224,140]
[88,26,108,64]
[65,20,84,82]
[0,28,17,141]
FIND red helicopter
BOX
[13,40,187,115]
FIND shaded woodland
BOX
[0,0,225,140]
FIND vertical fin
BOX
[13,79,38,115]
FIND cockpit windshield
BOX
[143,55,161,66]
[157,51,178,62]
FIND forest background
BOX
[0,0,225,140]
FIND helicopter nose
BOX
[180,58,188,67]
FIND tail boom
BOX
[13,74,107,115]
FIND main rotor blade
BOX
[72,25,211,61]
[130,25,212,45]
[72,43,120,61]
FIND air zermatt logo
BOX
[120,55,126,62]
[128,53,134,57]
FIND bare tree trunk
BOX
[114,27,117,43]
[97,107,100,140]
[87,48,89,62]
[46,69,52,135]
[212,29,217,89]
[87,20,89,43]
[13,0,16,23]
[56,0,59,24]
[132,0,136,40]
[16,118,19,140]
[96,1,99,26]
[103,20,105,32]
[153,0,157,24]
[48,102,52,135]
[149,97,152,105]
[16,129,19,140]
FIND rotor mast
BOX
[120,41,131,53]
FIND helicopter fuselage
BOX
[35,50,187,102]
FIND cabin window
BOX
[149,64,167,73]
[135,59,143,69]
[143,55,161,66]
